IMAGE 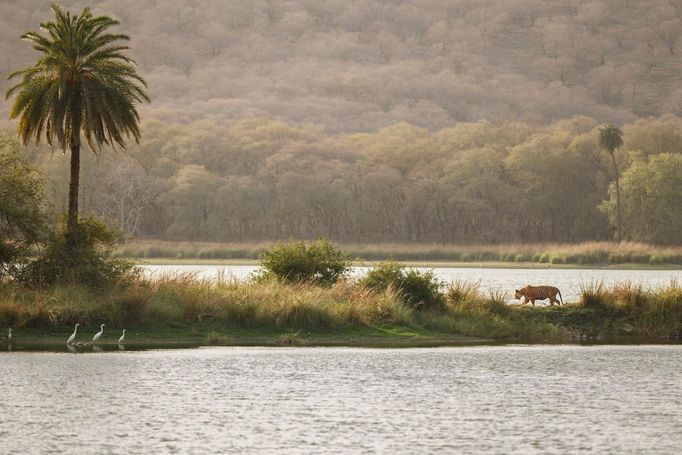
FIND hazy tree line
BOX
[19,114,682,245]
[2,0,682,132]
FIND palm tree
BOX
[598,124,624,242]
[5,5,149,244]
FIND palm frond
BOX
[5,5,149,151]
[598,124,624,154]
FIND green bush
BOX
[20,216,139,288]
[359,262,444,311]
[258,238,350,286]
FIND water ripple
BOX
[1,346,681,454]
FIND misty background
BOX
[1,0,681,244]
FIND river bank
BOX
[2,326,487,350]
[119,240,682,267]
[4,327,679,352]
[1,276,681,347]
[137,257,682,270]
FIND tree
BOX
[507,130,604,242]
[601,154,682,244]
[0,133,45,278]
[598,124,624,241]
[5,5,149,245]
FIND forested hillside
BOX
[2,0,682,129]
[2,1,682,244]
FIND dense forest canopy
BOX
[9,114,682,244]
[2,0,682,130]
[1,1,682,244]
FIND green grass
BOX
[120,240,682,267]
[1,275,681,347]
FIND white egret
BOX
[118,329,126,344]
[7,328,11,341]
[67,323,80,345]
[92,324,105,342]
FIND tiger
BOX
[514,285,564,306]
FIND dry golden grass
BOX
[1,274,680,341]
[0,273,418,333]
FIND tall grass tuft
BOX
[611,281,649,310]
[642,281,682,338]
[446,280,481,305]
[579,281,612,310]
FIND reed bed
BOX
[0,274,414,332]
[1,275,680,342]
[118,240,682,265]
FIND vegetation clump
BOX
[20,217,138,288]
[258,238,350,286]
[359,262,444,311]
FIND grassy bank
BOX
[1,276,681,346]
[119,240,682,267]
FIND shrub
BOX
[359,262,444,311]
[20,216,139,288]
[258,238,350,286]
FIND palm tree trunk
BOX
[67,143,80,243]
[610,152,622,242]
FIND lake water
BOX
[142,264,682,303]
[1,345,680,454]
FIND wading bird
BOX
[67,324,80,345]
[92,324,105,342]
[7,328,11,341]
[118,329,126,344]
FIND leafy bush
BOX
[20,216,138,288]
[258,238,350,286]
[359,262,444,311]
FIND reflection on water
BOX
[5,341,200,353]
[1,346,681,454]
[142,264,682,303]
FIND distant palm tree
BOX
[598,124,624,242]
[5,5,149,243]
